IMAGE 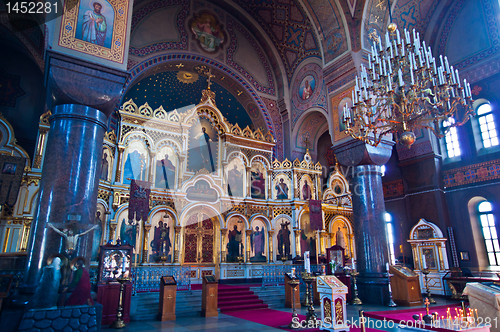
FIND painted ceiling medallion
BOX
[177,71,199,84]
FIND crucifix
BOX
[46,215,98,256]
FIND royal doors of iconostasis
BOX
[180,207,220,280]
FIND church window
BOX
[478,201,500,266]
[477,103,498,148]
[385,212,396,264]
[443,117,461,158]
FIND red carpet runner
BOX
[365,304,462,332]
[226,308,386,332]
[217,285,268,312]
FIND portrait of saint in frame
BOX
[299,75,315,100]
[75,0,115,49]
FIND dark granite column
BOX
[333,139,394,305]
[23,51,128,291]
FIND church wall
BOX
[444,181,500,269]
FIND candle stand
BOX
[110,276,129,329]
[422,269,436,304]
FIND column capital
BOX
[45,50,129,117]
[332,139,394,167]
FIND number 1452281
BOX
[6,2,58,14]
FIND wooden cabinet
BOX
[97,283,132,325]
[389,265,422,306]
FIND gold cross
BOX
[237,90,243,96]
[210,293,214,297]
[375,0,386,11]
[176,63,184,68]
[167,295,173,300]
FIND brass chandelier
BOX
[343,23,474,147]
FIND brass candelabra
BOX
[110,276,129,329]
[350,270,362,305]
[301,272,317,324]
[422,269,436,304]
[386,272,397,307]
[287,278,300,329]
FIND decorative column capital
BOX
[45,51,129,117]
[332,139,394,167]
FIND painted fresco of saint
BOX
[191,13,225,52]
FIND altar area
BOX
[0,83,355,286]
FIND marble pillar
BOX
[23,51,128,291]
[333,139,394,305]
[24,105,107,290]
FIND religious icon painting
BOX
[226,158,244,197]
[331,219,348,250]
[300,175,314,200]
[123,141,148,184]
[299,75,315,101]
[189,11,226,53]
[226,216,245,262]
[1,162,16,175]
[275,217,292,260]
[155,146,177,190]
[187,117,218,173]
[274,175,291,200]
[250,162,266,200]
[148,211,174,263]
[300,213,317,258]
[330,87,354,142]
[58,0,129,64]
[99,148,112,182]
[75,0,115,49]
[115,209,140,254]
[250,218,266,262]
[91,203,106,261]
[186,180,219,202]
[338,97,352,133]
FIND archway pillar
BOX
[333,138,394,305]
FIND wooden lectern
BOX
[158,276,177,321]
[201,275,218,317]
[389,265,422,306]
[284,273,301,308]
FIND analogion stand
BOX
[202,275,218,317]
[158,276,177,321]
[316,275,349,332]
[285,272,301,308]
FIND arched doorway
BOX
[183,212,216,264]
